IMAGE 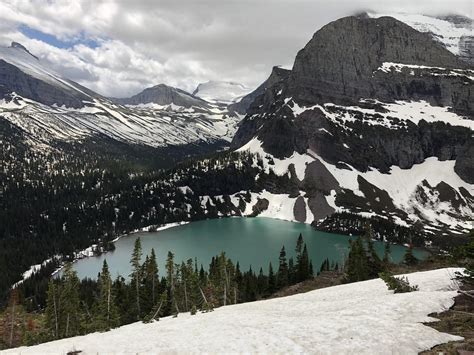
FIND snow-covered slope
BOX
[0,43,241,149]
[0,43,88,96]
[0,93,239,148]
[367,12,473,59]
[193,81,253,104]
[231,15,473,237]
[4,268,462,354]
[235,136,474,234]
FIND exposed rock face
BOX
[228,66,290,114]
[454,139,474,183]
[232,15,473,181]
[459,35,474,65]
[250,198,269,216]
[113,84,208,108]
[290,16,468,107]
[308,192,335,221]
[231,15,473,235]
[0,59,89,108]
[293,196,307,222]
[302,160,340,195]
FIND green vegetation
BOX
[0,234,315,349]
[379,272,419,293]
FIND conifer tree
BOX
[403,244,418,266]
[60,263,82,338]
[144,248,159,310]
[277,246,289,289]
[365,224,383,277]
[94,260,119,331]
[166,251,176,314]
[257,267,268,296]
[288,257,296,284]
[345,237,370,283]
[382,242,391,267]
[295,233,304,282]
[130,237,143,320]
[45,279,61,339]
[267,262,276,295]
[300,244,311,280]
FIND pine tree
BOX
[300,244,311,280]
[295,233,304,282]
[60,263,82,338]
[345,237,370,283]
[365,232,383,278]
[277,246,289,289]
[94,260,119,331]
[129,237,142,320]
[144,248,159,312]
[267,262,276,295]
[288,257,296,284]
[256,267,268,296]
[165,251,176,314]
[403,244,418,266]
[45,279,61,339]
[382,242,391,268]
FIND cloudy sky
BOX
[0,0,471,97]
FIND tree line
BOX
[0,233,315,348]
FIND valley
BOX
[0,8,472,353]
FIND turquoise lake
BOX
[71,217,429,280]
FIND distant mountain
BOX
[193,81,252,104]
[113,84,209,109]
[0,42,240,162]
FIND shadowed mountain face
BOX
[289,16,469,108]
[232,16,473,175]
[228,66,291,115]
[230,15,473,235]
[0,43,93,108]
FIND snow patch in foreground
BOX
[6,268,463,354]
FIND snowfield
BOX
[367,12,473,56]
[4,268,463,354]
[236,138,474,233]
[193,81,253,104]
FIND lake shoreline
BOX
[13,221,191,286]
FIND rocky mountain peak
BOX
[289,15,467,105]
[113,83,208,108]
[10,41,38,60]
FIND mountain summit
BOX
[231,15,473,235]
[193,81,252,104]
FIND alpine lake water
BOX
[71,217,429,280]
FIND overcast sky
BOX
[0,0,472,97]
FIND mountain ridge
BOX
[229,15,473,235]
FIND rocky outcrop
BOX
[454,138,474,183]
[232,15,473,181]
[228,66,290,114]
[289,16,468,108]
[308,192,335,221]
[293,196,307,222]
[250,198,269,216]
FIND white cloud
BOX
[0,0,471,97]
